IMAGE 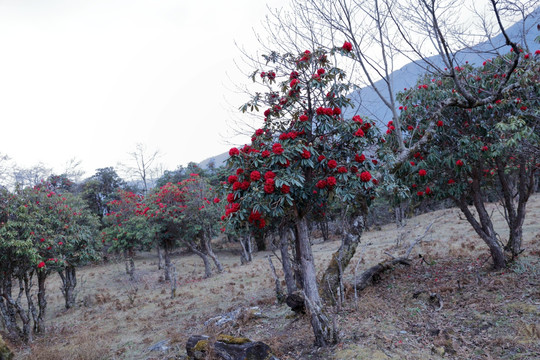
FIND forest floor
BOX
[6,194,540,360]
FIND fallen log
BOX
[354,257,411,292]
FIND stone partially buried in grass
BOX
[185,334,278,360]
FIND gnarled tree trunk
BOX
[59,265,77,309]
[321,212,366,305]
[296,214,338,347]
[187,241,212,278]
[279,226,297,296]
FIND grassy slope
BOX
[8,195,540,360]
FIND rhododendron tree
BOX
[229,47,381,346]
[145,175,224,279]
[0,182,99,341]
[388,50,539,269]
[103,189,154,280]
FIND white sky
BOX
[0,0,287,177]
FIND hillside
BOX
[7,194,540,359]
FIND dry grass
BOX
[6,194,540,359]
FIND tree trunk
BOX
[0,276,21,340]
[204,238,223,273]
[321,213,366,304]
[59,265,77,309]
[188,241,212,278]
[124,249,135,280]
[318,218,329,241]
[296,214,338,347]
[279,226,297,296]
[163,245,171,281]
[254,232,266,251]
[292,227,303,290]
[36,271,47,332]
[157,243,163,270]
[239,234,253,264]
[455,190,506,269]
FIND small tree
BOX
[103,190,154,280]
[225,46,381,346]
[389,49,539,269]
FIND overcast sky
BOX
[0,0,288,178]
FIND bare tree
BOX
[120,143,162,195]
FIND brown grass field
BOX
[5,194,540,359]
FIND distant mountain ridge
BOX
[200,11,540,169]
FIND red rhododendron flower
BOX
[456,159,464,166]
[316,107,325,115]
[333,107,341,116]
[425,187,432,195]
[264,171,276,180]
[352,115,362,123]
[437,120,444,127]
[351,166,358,173]
[264,183,275,194]
[272,143,284,155]
[410,161,415,166]
[227,193,235,203]
[520,106,527,111]
[290,71,299,79]
[281,185,290,194]
[355,153,365,163]
[228,175,238,184]
[327,176,337,187]
[301,149,311,159]
[372,178,379,185]
[354,128,365,137]
[290,79,300,88]
[261,150,270,158]
[337,166,347,173]
[342,41,352,52]
[38,261,45,268]
[236,168,244,175]
[299,114,309,122]
[328,159,337,169]
[279,133,289,141]
[318,155,326,162]
[229,147,240,156]
[250,171,261,181]
[481,145,488,151]
[317,68,325,75]
[241,181,250,190]
[417,191,424,196]
[214,198,220,203]
[448,179,455,185]
[360,171,372,182]
[372,159,378,165]
[418,169,427,176]
[255,129,264,136]
[316,179,327,189]
[232,181,242,191]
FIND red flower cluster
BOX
[355,153,366,163]
[352,115,363,123]
[354,128,365,137]
[337,166,348,174]
[456,160,464,167]
[301,149,311,159]
[229,147,240,156]
[328,159,337,169]
[272,143,284,155]
[359,171,372,182]
[418,169,427,176]
[281,185,290,194]
[250,171,261,181]
[299,114,309,122]
[342,41,352,52]
[316,107,336,117]
[318,155,326,162]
